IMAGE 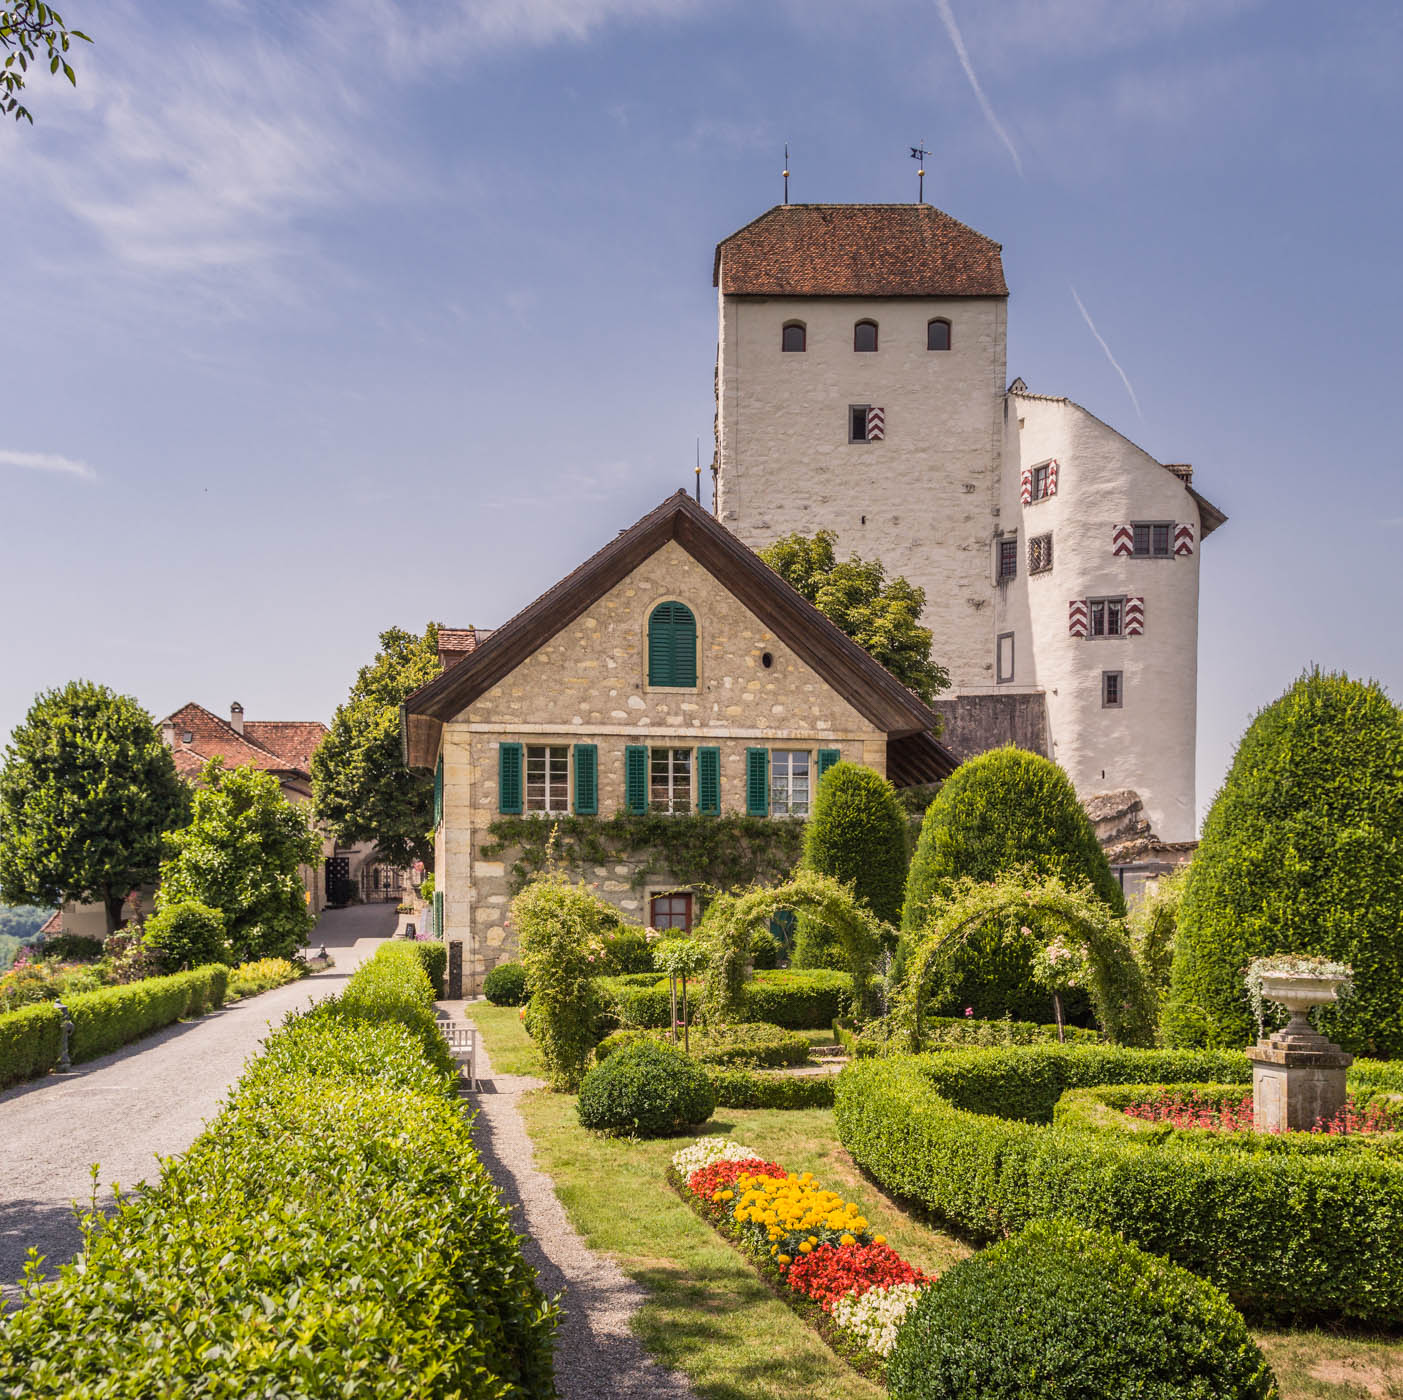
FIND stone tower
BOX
[713,202,1225,845]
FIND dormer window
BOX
[781,322,806,353]
[927,318,951,351]
[853,320,878,352]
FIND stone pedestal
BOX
[1247,1014,1352,1133]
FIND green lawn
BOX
[471,1005,1403,1400]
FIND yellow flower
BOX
[840,1234,855,1246]
[778,1254,791,1266]
[798,1241,813,1254]
[873,1234,886,1246]
[719,1190,734,1201]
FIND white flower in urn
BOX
[1245,954,1353,1040]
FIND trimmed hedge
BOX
[0,1002,61,1088]
[595,969,851,1032]
[68,964,229,1064]
[577,1040,715,1137]
[404,939,447,998]
[708,1067,836,1110]
[835,1046,1403,1322]
[1165,671,1403,1056]
[594,1022,811,1069]
[226,957,301,1000]
[889,1218,1277,1400]
[836,1014,1100,1058]
[0,941,556,1397]
[484,961,530,1006]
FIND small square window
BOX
[1089,598,1125,638]
[997,537,1018,580]
[1103,671,1123,708]
[649,892,694,931]
[1031,463,1051,500]
[1028,533,1053,574]
[849,405,871,443]
[997,632,1015,684]
[1132,522,1173,557]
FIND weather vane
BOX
[910,143,930,203]
[783,143,790,204]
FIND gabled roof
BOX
[1007,383,1228,538]
[438,627,494,670]
[402,492,956,779]
[161,702,325,781]
[714,204,1008,298]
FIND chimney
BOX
[161,721,175,749]
[230,702,244,735]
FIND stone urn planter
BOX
[1247,964,1352,1133]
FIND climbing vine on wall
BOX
[482,813,806,895]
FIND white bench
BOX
[439,1021,480,1089]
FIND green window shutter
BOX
[745,747,769,816]
[498,742,523,814]
[573,743,598,815]
[433,756,444,827]
[697,746,721,815]
[625,745,649,815]
[433,890,444,938]
[648,601,697,688]
[816,749,841,786]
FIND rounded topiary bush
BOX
[483,960,528,1006]
[900,747,1121,1022]
[576,1040,715,1137]
[888,1219,1278,1400]
[1165,670,1403,1056]
[142,900,230,970]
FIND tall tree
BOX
[159,759,321,963]
[311,623,442,868]
[759,531,949,702]
[0,681,190,933]
[2,3,90,123]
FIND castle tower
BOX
[714,203,1224,844]
[713,204,1009,691]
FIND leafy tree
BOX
[2,3,90,124]
[900,747,1124,1023]
[159,759,321,963]
[1164,670,1403,1056]
[312,623,442,868]
[759,531,949,702]
[0,681,190,933]
[793,761,907,968]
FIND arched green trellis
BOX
[903,872,1156,1047]
[698,869,893,1024]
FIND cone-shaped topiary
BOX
[900,748,1123,1023]
[1164,670,1403,1056]
[793,762,906,968]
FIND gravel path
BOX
[459,1018,697,1400]
[0,903,392,1303]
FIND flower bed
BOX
[1123,1086,1403,1135]
[667,1136,930,1373]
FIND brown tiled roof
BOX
[438,627,494,670]
[162,703,324,781]
[244,720,328,772]
[715,204,1007,298]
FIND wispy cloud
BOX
[1070,285,1141,418]
[933,0,1023,177]
[0,449,97,481]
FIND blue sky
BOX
[1,0,1399,827]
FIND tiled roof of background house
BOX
[714,204,1008,298]
[243,721,329,773]
[162,703,325,781]
[438,627,495,670]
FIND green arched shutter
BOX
[648,602,697,687]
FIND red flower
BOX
[786,1242,927,1310]
[688,1158,787,1199]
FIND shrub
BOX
[0,1002,61,1088]
[227,958,301,999]
[67,964,229,1062]
[34,933,104,963]
[0,941,556,1398]
[794,762,907,967]
[1129,868,1185,1006]
[406,939,447,998]
[841,1013,1100,1057]
[142,900,230,970]
[835,1046,1403,1322]
[594,1022,810,1069]
[742,969,851,1028]
[1165,671,1403,1056]
[577,1040,715,1136]
[484,960,529,1006]
[708,1067,835,1110]
[511,873,617,1089]
[888,1219,1277,1400]
[749,927,782,970]
[601,929,653,974]
[900,747,1122,1023]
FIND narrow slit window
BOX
[998,537,1018,580]
[849,404,871,443]
[1103,671,1123,708]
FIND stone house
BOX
[402,491,956,998]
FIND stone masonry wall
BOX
[436,539,889,992]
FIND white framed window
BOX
[1132,522,1173,557]
[770,750,811,817]
[1089,597,1125,638]
[650,747,692,814]
[525,745,569,813]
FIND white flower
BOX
[830,1283,928,1358]
[670,1136,758,1179]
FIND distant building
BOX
[712,202,1226,845]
